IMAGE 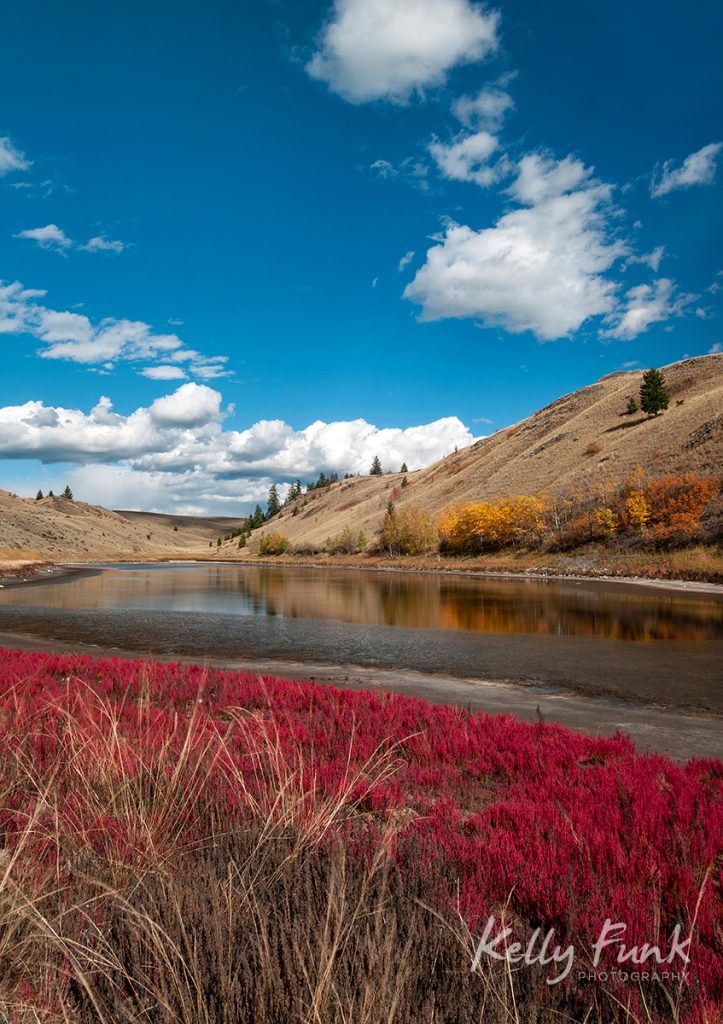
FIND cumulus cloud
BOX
[149,383,224,427]
[14,224,129,255]
[509,153,592,205]
[0,387,475,513]
[651,142,722,198]
[451,85,514,130]
[0,136,30,176]
[14,224,72,253]
[604,279,692,340]
[405,159,625,339]
[0,277,231,380]
[429,130,505,187]
[307,0,499,104]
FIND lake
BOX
[0,562,721,714]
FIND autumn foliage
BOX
[0,648,720,1021]
[437,473,720,554]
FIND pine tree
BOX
[251,504,265,529]
[267,484,281,518]
[639,368,669,416]
[35,489,43,500]
[48,489,54,497]
[370,455,383,476]
[400,462,408,473]
[626,396,639,415]
[62,485,73,499]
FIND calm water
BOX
[0,563,721,711]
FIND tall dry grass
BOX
[0,664,718,1023]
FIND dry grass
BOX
[241,355,722,553]
[2,665,712,1023]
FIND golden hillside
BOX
[248,355,722,551]
[0,492,244,566]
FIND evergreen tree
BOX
[286,479,302,503]
[251,504,265,529]
[400,462,408,473]
[370,455,383,476]
[267,484,281,518]
[35,489,43,500]
[48,490,54,497]
[639,368,669,416]
[62,485,73,499]
[626,396,639,415]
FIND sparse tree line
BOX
[34,485,73,500]
[211,461,412,549]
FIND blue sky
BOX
[1,0,721,513]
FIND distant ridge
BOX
[0,493,245,563]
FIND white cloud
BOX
[429,130,504,187]
[404,169,624,339]
[604,278,691,340]
[79,235,129,254]
[14,224,72,253]
[149,383,224,427]
[0,277,231,380]
[15,224,129,255]
[0,136,30,176]
[509,153,592,205]
[626,245,665,273]
[452,85,513,130]
[708,342,722,354]
[140,365,188,381]
[0,388,476,514]
[651,142,722,198]
[307,0,499,104]
[397,250,415,272]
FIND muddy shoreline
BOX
[0,628,720,762]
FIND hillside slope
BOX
[0,492,244,564]
[247,355,723,551]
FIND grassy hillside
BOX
[244,355,722,553]
[0,491,245,566]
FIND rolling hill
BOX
[246,354,723,552]
[0,492,244,565]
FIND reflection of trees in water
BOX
[234,569,719,643]
[3,566,716,643]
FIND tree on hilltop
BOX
[62,485,73,499]
[639,368,669,416]
[370,455,383,476]
[35,490,43,500]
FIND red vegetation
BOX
[0,647,721,1021]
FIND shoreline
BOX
[1,630,721,762]
[2,555,722,598]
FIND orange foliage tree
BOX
[438,496,546,553]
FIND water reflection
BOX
[1,563,720,643]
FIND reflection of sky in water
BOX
[1,564,721,643]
